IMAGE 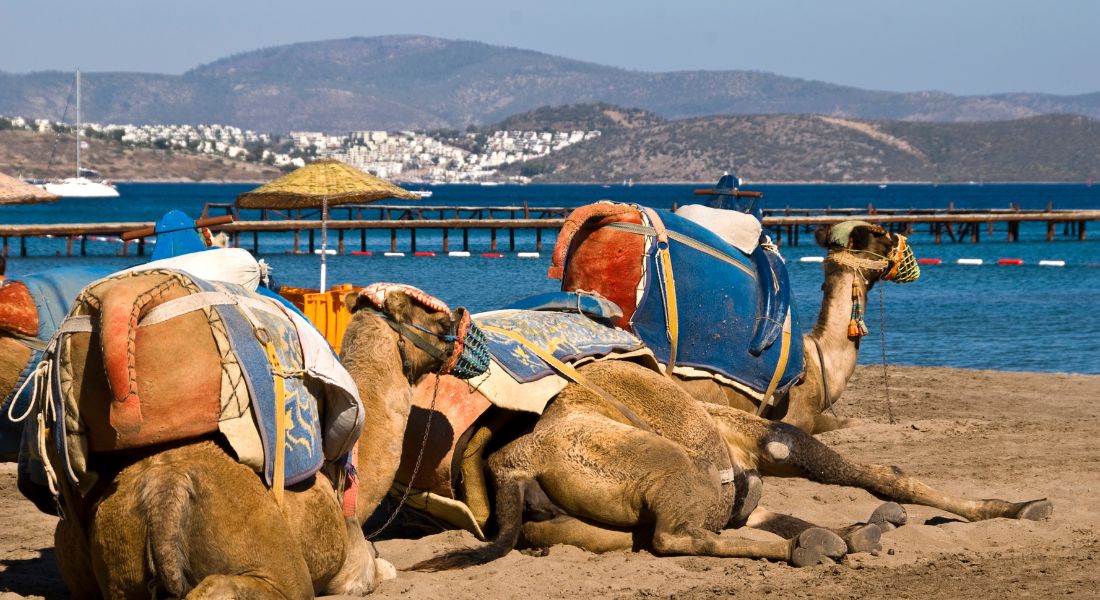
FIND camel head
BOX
[342,283,490,385]
[814,221,919,340]
[815,220,920,290]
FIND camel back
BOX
[550,201,805,401]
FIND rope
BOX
[367,366,441,540]
[877,286,896,425]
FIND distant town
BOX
[0,114,600,183]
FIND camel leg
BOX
[709,407,1053,523]
[416,413,847,569]
[811,413,864,434]
[522,516,636,553]
[744,507,883,554]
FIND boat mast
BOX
[75,68,81,178]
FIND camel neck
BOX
[807,269,863,404]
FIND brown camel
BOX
[339,276,1051,572]
[341,284,886,569]
[21,271,394,599]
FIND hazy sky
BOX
[1,0,1096,95]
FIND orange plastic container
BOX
[283,283,361,353]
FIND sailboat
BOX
[40,69,120,198]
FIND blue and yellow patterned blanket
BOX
[474,310,645,383]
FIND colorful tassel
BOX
[849,282,869,338]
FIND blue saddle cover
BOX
[2,267,111,456]
[629,210,805,397]
[193,279,324,486]
[504,291,623,326]
[475,310,645,383]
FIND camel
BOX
[341,283,899,569]
[338,278,1051,572]
[18,270,395,599]
[553,208,923,435]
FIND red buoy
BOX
[414,251,437,257]
[997,258,1024,265]
[481,252,504,258]
[351,251,373,256]
[917,258,943,265]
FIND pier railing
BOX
[3,205,1098,257]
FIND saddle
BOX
[27,268,362,499]
[548,201,805,402]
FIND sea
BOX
[3,182,1099,374]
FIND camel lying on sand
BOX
[341,284,914,569]
[18,271,394,599]
[337,277,1051,572]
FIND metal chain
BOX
[367,367,442,540]
[878,286,896,424]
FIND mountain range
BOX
[2,35,1100,133]
[494,106,1100,183]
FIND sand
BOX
[2,365,1098,599]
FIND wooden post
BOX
[1047,221,1055,241]
[987,221,994,235]
[390,228,397,253]
[1080,221,1087,240]
[442,228,449,253]
[934,222,942,244]
[360,229,366,252]
[293,230,300,254]
[20,236,26,257]
[253,231,259,255]
[338,229,344,255]
[970,223,980,243]
[308,229,315,254]
[1008,221,1019,242]
[509,227,515,252]
[536,228,543,252]
[138,239,146,256]
[66,236,73,257]
[411,228,417,253]
[463,228,469,251]
[121,241,128,257]
[491,228,498,252]
[81,235,87,256]
[3,236,8,257]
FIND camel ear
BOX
[344,291,363,314]
[814,225,832,248]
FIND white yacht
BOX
[39,69,120,198]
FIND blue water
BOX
[3,182,1099,374]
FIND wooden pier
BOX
[2,204,1099,257]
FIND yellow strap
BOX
[479,325,653,433]
[657,245,679,377]
[261,340,288,506]
[756,311,792,417]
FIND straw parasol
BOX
[0,172,60,205]
[237,159,419,290]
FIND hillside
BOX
[498,112,1100,183]
[0,130,281,182]
[2,36,1099,132]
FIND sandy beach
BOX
[2,365,1098,599]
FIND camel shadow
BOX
[0,547,69,599]
[925,516,966,526]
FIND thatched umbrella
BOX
[237,159,418,290]
[0,172,60,205]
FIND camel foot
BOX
[791,528,846,567]
[869,502,907,532]
[1014,499,1053,521]
[731,471,763,527]
[843,524,882,554]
